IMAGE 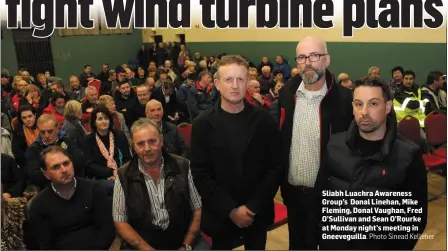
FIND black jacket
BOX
[82,129,132,179]
[26,130,84,189]
[277,70,354,190]
[162,121,189,159]
[190,100,282,236]
[117,152,193,250]
[151,87,182,122]
[309,115,428,250]
[1,154,26,197]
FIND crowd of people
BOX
[0,36,446,250]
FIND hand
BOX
[86,108,94,113]
[26,93,33,104]
[230,205,255,228]
[122,108,127,112]
[23,191,37,199]
[174,113,179,120]
[2,193,12,200]
[252,93,265,105]
[87,77,94,82]
[168,115,174,120]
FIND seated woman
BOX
[266,81,285,103]
[12,105,39,171]
[42,92,67,127]
[62,100,87,151]
[16,84,45,118]
[82,105,132,194]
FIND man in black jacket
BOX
[190,55,282,250]
[113,118,203,250]
[277,36,354,250]
[26,114,84,190]
[309,77,428,250]
[28,145,115,250]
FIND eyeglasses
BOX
[295,54,327,64]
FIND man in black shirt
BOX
[190,55,282,250]
[28,145,115,250]
[309,77,428,250]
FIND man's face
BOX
[275,73,284,82]
[275,56,283,64]
[201,74,212,85]
[117,72,126,82]
[84,66,92,74]
[248,71,258,80]
[262,68,271,77]
[45,71,51,78]
[137,87,150,105]
[160,73,167,80]
[132,126,163,167]
[403,74,414,88]
[145,77,155,91]
[248,82,260,95]
[393,70,403,81]
[38,75,47,88]
[146,102,163,124]
[87,89,98,103]
[352,86,392,134]
[42,151,75,185]
[119,83,131,96]
[291,68,299,78]
[164,61,172,69]
[102,64,109,72]
[69,77,80,89]
[50,84,58,93]
[21,71,30,81]
[296,41,329,85]
[262,57,268,64]
[215,64,248,105]
[38,120,59,145]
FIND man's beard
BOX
[301,67,325,85]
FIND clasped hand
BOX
[230,205,255,228]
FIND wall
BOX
[1,28,142,82]
[143,14,447,83]
[51,30,142,81]
[1,29,18,75]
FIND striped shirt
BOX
[288,81,328,187]
[112,158,202,230]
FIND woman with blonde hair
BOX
[62,100,87,151]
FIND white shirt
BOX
[288,81,328,187]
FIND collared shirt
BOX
[288,81,328,187]
[51,178,77,200]
[112,158,202,230]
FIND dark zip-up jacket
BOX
[190,100,282,236]
[277,70,353,192]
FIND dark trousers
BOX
[284,183,314,250]
[211,228,267,250]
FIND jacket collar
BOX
[346,114,397,161]
[126,150,180,180]
[205,97,257,129]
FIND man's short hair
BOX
[40,145,71,170]
[85,86,97,96]
[216,55,249,79]
[117,79,131,87]
[353,76,392,102]
[37,114,58,128]
[130,118,162,143]
[162,79,175,90]
[198,71,211,81]
[391,66,404,76]
[403,70,415,79]
[426,71,444,86]
[84,65,91,69]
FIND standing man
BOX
[113,118,203,250]
[277,36,353,250]
[190,55,282,250]
[310,77,427,250]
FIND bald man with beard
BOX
[277,36,354,250]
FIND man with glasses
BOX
[28,145,115,250]
[277,36,354,250]
[26,114,84,190]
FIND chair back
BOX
[177,123,192,148]
[397,115,421,146]
[88,79,102,94]
[425,112,447,147]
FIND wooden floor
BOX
[236,172,447,250]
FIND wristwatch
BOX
[181,244,192,250]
